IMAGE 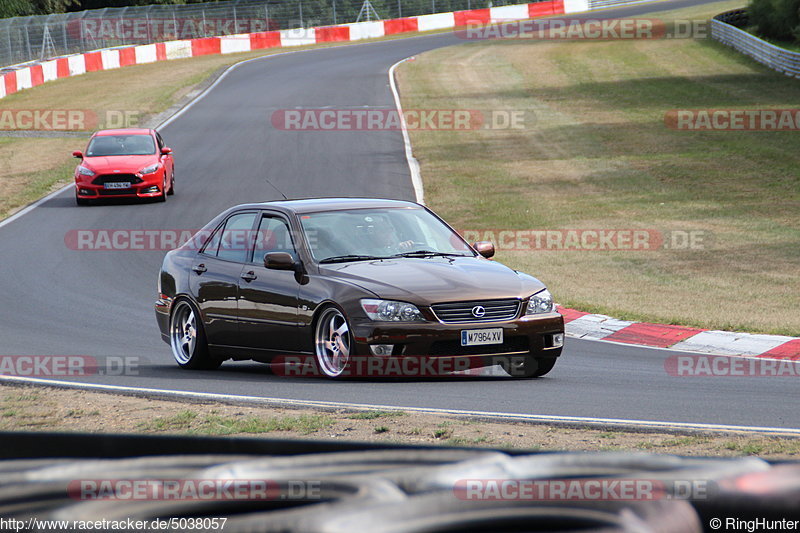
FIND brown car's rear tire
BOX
[169,300,220,370]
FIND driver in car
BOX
[365,216,414,255]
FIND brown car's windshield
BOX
[86,134,156,156]
[300,207,474,263]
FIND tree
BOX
[1,0,79,17]
[748,0,800,43]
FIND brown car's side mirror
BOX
[161,147,173,155]
[72,150,83,159]
[473,241,495,259]
[264,252,296,270]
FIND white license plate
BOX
[104,182,131,189]
[461,328,503,346]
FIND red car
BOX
[72,128,175,205]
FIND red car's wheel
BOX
[157,176,167,202]
[167,171,175,196]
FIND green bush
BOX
[748,0,800,43]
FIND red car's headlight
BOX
[140,163,161,175]
[77,165,95,176]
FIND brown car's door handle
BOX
[192,263,207,274]
[241,270,257,282]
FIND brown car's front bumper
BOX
[351,313,564,358]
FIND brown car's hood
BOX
[321,256,546,305]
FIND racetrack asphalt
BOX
[2,0,796,431]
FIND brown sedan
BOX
[155,198,564,378]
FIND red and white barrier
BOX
[560,306,800,359]
[280,28,317,47]
[0,1,579,99]
[348,21,386,41]
[416,13,456,32]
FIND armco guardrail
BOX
[0,0,529,69]
[711,9,800,79]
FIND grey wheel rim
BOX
[315,308,351,377]
[170,302,197,365]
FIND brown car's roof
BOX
[240,197,422,214]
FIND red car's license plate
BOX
[104,182,131,189]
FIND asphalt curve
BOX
[2,0,796,431]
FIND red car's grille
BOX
[92,174,142,185]
[98,188,136,196]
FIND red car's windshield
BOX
[86,134,156,156]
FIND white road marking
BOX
[389,56,425,204]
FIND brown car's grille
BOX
[431,299,521,323]
[428,336,529,356]
[92,174,142,185]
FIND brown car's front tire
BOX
[496,354,558,378]
[314,305,353,378]
[523,356,557,378]
[169,299,220,370]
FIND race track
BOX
[2,0,796,431]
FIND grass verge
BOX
[2,384,799,458]
[396,0,800,335]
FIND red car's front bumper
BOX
[75,172,165,199]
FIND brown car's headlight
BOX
[526,289,554,315]
[361,299,425,322]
